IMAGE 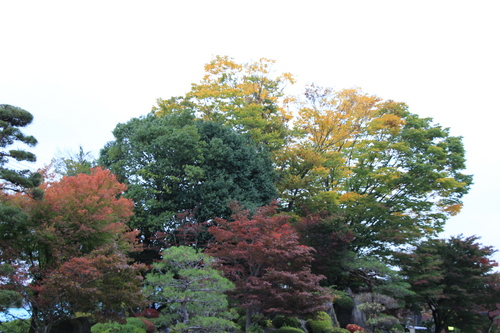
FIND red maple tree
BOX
[207,202,330,331]
[35,245,147,324]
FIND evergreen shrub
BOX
[127,317,147,330]
[332,290,354,309]
[91,318,147,333]
[248,322,265,333]
[0,319,31,333]
[306,311,333,333]
[389,323,404,333]
[273,326,305,333]
[272,315,300,328]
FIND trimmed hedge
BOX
[306,311,333,333]
[273,327,305,333]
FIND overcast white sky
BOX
[1,1,499,263]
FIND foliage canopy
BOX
[395,235,500,333]
[99,111,277,260]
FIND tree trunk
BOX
[28,308,39,333]
[245,307,254,333]
[181,300,189,325]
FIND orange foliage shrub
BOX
[346,324,364,333]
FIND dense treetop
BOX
[395,235,500,333]
[99,110,277,260]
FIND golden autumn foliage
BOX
[155,55,295,152]
[275,83,472,252]
[276,85,398,212]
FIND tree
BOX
[277,86,472,256]
[33,245,147,329]
[207,202,330,332]
[144,246,235,333]
[0,167,145,333]
[52,145,96,177]
[395,235,500,333]
[295,211,355,288]
[0,104,42,319]
[356,293,403,333]
[0,104,42,197]
[154,55,295,153]
[276,86,383,213]
[0,196,32,318]
[0,263,24,311]
[99,111,277,261]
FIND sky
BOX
[1,1,499,263]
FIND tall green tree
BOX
[395,235,500,333]
[99,111,277,260]
[0,104,42,314]
[144,246,235,333]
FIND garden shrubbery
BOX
[346,324,364,333]
[0,319,31,333]
[273,327,305,333]
[332,290,354,310]
[324,328,350,333]
[306,311,333,333]
[91,317,147,333]
[137,318,156,333]
[272,315,300,329]
[389,322,405,333]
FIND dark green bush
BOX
[306,311,333,333]
[272,315,300,328]
[389,323,405,333]
[126,317,147,330]
[0,319,31,333]
[273,326,305,333]
[246,314,272,332]
[331,290,354,309]
[237,316,246,332]
[255,315,272,328]
[248,322,265,333]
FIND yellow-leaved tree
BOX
[154,55,295,154]
[278,84,472,257]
